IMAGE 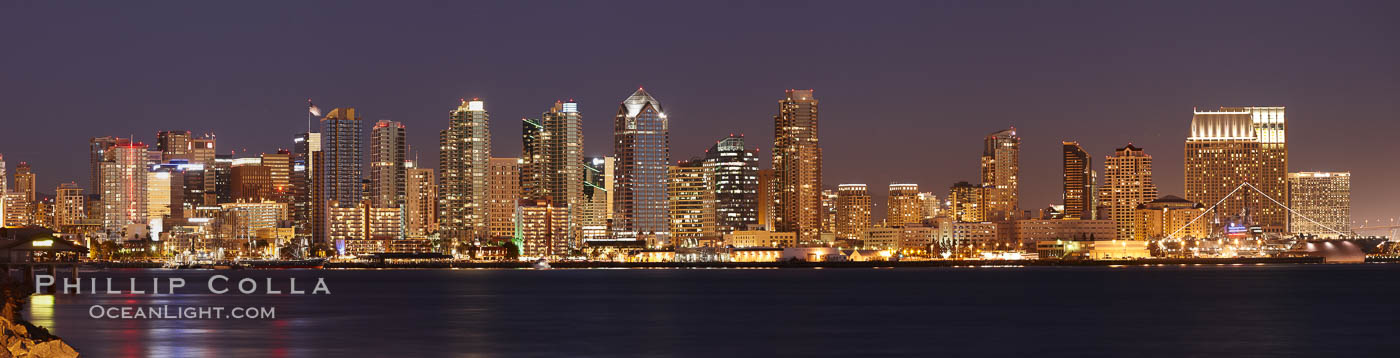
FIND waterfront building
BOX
[1005,219,1117,245]
[439,99,492,241]
[1185,107,1288,234]
[1062,141,1092,220]
[981,127,1020,221]
[860,227,902,250]
[521,100,586,244]
[772,89,823,245]
[1287,172,1351,238]
[486,157,520,239]
[326,201,404,255]
[370,120,407,208]
[933,217,999,254]
[100,141,148,238]
[1100,144,1158,240]
[667,159,716,247]
[886,183,922,227]
[834,184,871,240]
[516,198,569,258]
[612,88,670,246]
[1132,195,1209,240]
[217,202,288,240]
[725,230,797,248]
[405,165,437,237]
[948,181,985,223]
[703,134,759,236]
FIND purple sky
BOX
[2,1,1398,227]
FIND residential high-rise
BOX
[1100,144,1158,239]
[487,158,520,239]
[772,89,822,245]
[101,142,149,238]
[321,108,364,209]
[1185,107,1288,234]
[756,169,775,230]
[668,159,715,247]
[516,198,568,258]
[1287,172,1350,238]
[88,136,125,195]
[949,181,985,223]
[981,127,1019,221]
[520,100,585,244]
[918,192,939,221]
[1062,141,1092,220]
[821,189,838,234]
[2,193,29,227]
[405,164,438,237]
[834,184,871,240]
[703,134,759,235]
[370,120,407,208]
[439,99,492,241]
[612,88,670,246]
[886,184,922,227]
[54,183,85,228]
[580,157,610,241]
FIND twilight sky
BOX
[2,1,1398,227]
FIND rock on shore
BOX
[1,314,79,358]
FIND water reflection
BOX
[26,294,55,329]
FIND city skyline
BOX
[2,1,1398,224]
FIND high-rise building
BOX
[439,99,492,241]
[370,120,407,208]
[1,154,9,196]
[146,168,185,221]
[981,127,1019,221]
[260,150,293,202]
[487,157,520,239]
[101,142,149,238]
[612,88,670,246]
[1062,141,1092,220]
[520,100,585,244]
[581,157,610,242]
[1287,172,1350,238]
[756,169,775,230]
[703,134,759,235]
[668,159,715,247]
[156,130,192,162]
[231,160,274,202]
[88,137,125,195]
[2,193,30,227]
[516,198,568,258]
[1133,195,1209,240]
[1100,144,1158,239]
[213,154,233,203]
[1185,107,1288,234]
[54,183,85,228]
[189,135,217,204]
[949,181,985,223]
[405,164,438,237]
[321,108,364,208]
[918,192,939,221]
[821,189,838,234]
[834,184,871,240]
[886,184,922,227]
[772,89,822,245]
[14,162,34,205]
[293,132,321,240]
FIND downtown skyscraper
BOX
[1185,107,1288,234]
[101,141,149,238]
[320,108,363,245]
[293,132,321,241]
[772,89,822,246]
[1100,144,1158,239]
[981,127,1019,221]
[703,134,759,236]
[370,120,407,208]
[612,88,670,246]
[886,183,922,227]
[834,184,871,241]
[1287,172,1350,238]
[440,99,492,241]
[520,100,585,244]
[1062,141,1093,220]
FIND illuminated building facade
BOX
[667,159,715,247]
[772,89,822,245]
[487,157,520,239]
[834,184,871,240]
[439,99,492,241]
[756,169,774,230]
[521,101,585,243]
[326,201,404,254]
[580,157,610,241]
[14,162,34,205]
[101,142,148,238]
[1100,144,1157,239]
[260,150,292,202]
[517,198,568,258]
[703,134,759,235]
[1287,172,1350,238]
[54,183,85,228]
[1185,107,1288,234]
[885,183,922,227]
[918,192,939,222]
[370,120,406,208]
[1062,141,1092,220]
[231,161,274,202]
[980,127,1019,221]
[293,132,320,240]
[405,165,437,237]
[949,181,985,223]
[1132,195,1208,240]
[321,108,364,239]
[612,88,670,245]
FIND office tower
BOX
[405,165,438,237]
[189,135,217,204]
[949,181,985,223]
[88,137,125,194]
[981,127,1020,221]
[1133,195,1209,240]
[260,150,293,202]
[439,99,492,241]
[370,120,407,208]
[213,154,233,203]
[1099,144,1158,239]
[668,159,715,247]
[773,89,822,245]
[101,142,148,238]
[55,183,85,228]
[1062,141,1092,220]
[756,169,775,230]
[703,134,759,235]
[486,157,520,239]
[231,160,274,202]
[612,88,670,245]
[156,130,192,162]
[821,189,837,234]
[886,184,922,227]
[918,192,939,221]
[147,169,185,221]
[520,100,585,243]
[1185,107,1288,233]
[516,198,568,258]
[13,162,34,204]
[581,157,610,241]
[1287,172,1351,238]
[834,184,871,240]
[321,108,364,209]
[293,132,321,240]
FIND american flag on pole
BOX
[308,99,321,117]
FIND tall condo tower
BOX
[1062,141,1092,220]
[773,89,822,245]
[370,120,407,208]
[980,127,1020,221]
[439,99,492,241]
[521,100,585,245]
[1100,144,1158,239]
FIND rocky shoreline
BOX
[1,277,78,358]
